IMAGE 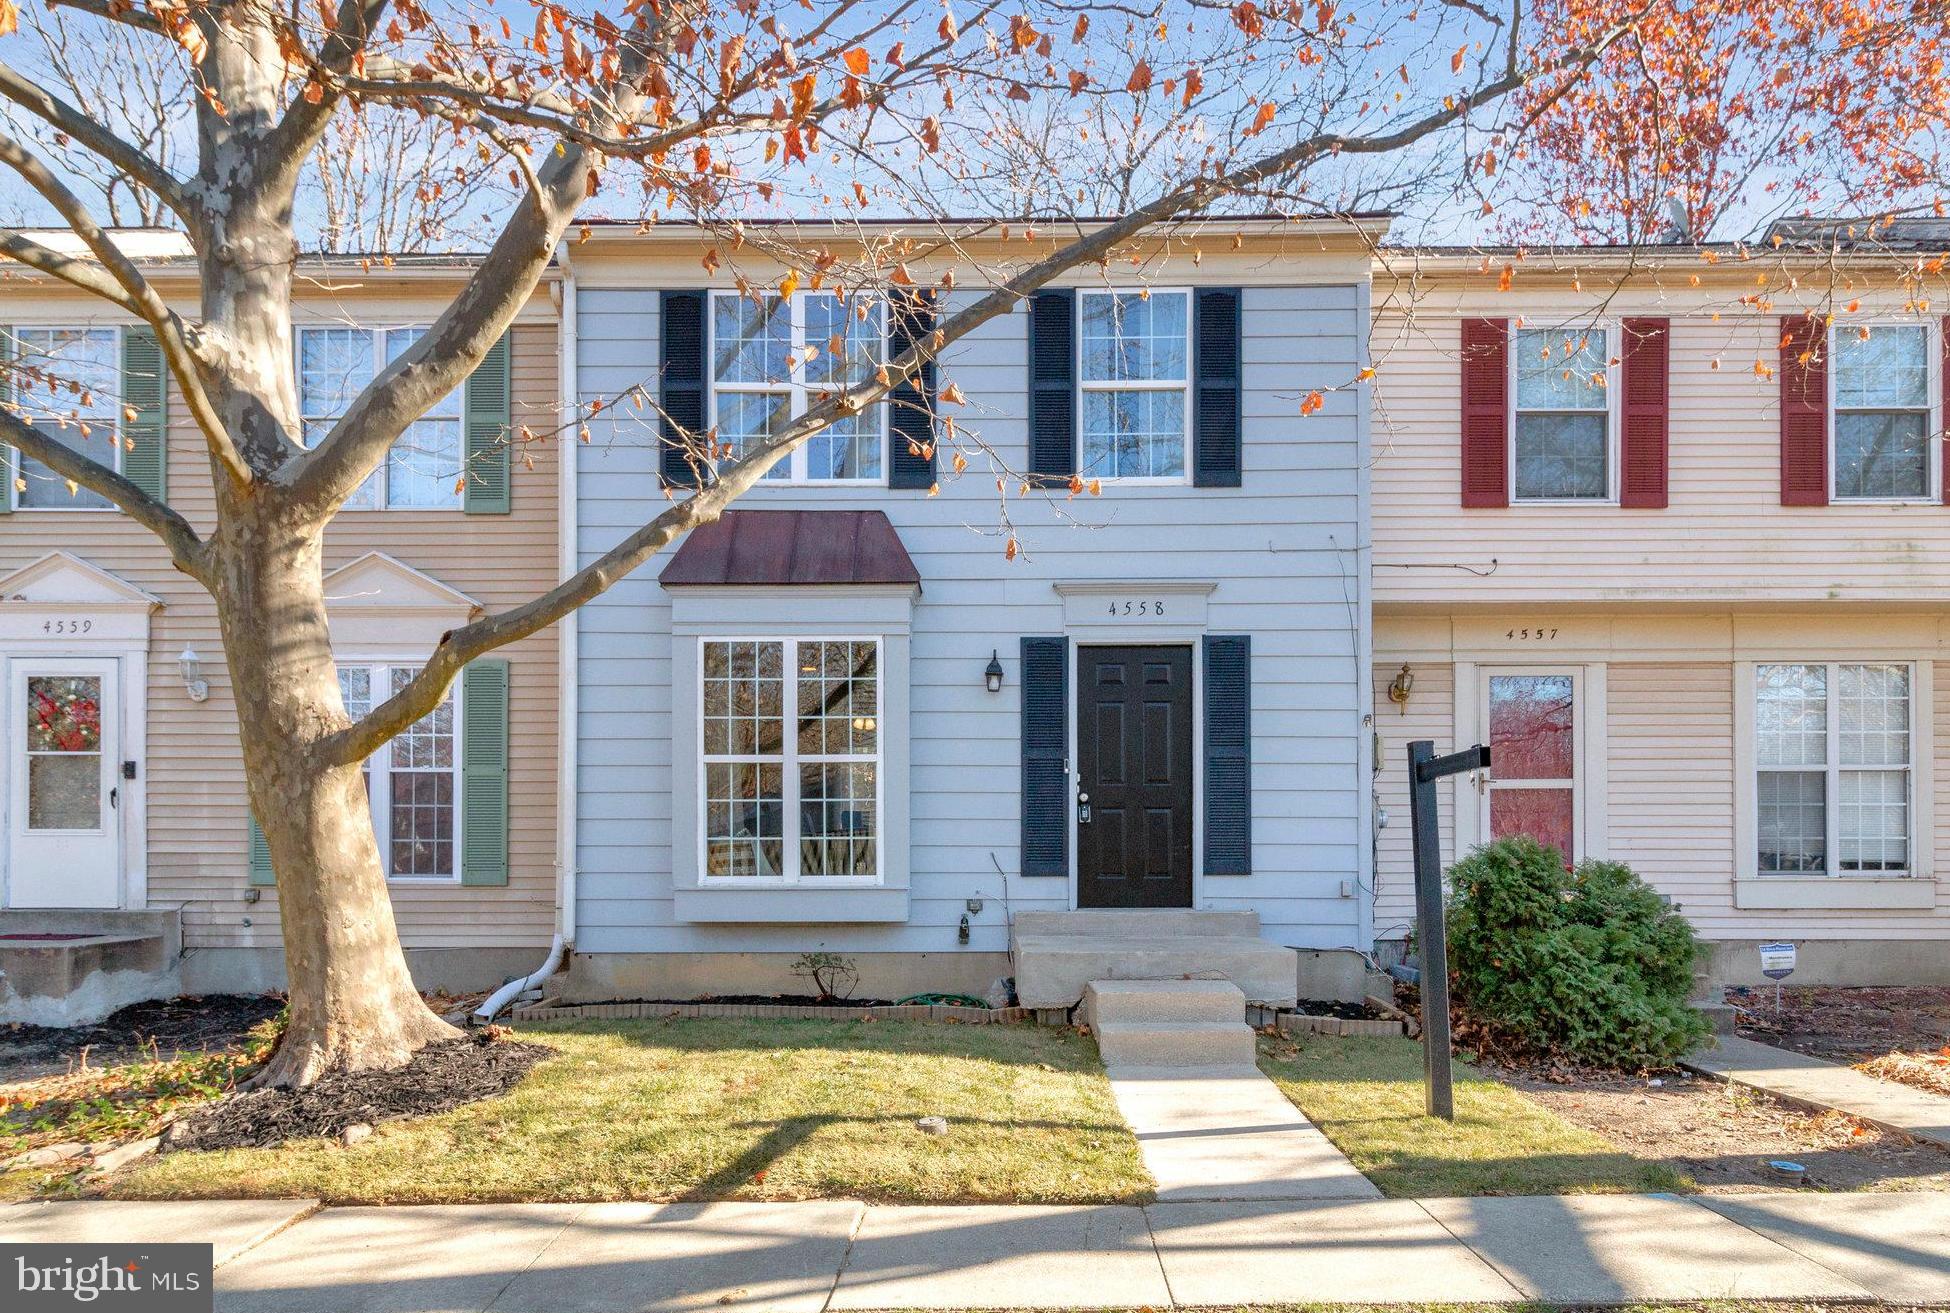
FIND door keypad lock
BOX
[1077,791,1091,824]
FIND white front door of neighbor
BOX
[7,658,121,908]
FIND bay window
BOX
[708,291,886,482]
[1755,662,1912,876]
[1831,323,1934,501]
[300,326,463,509]
[700,637,880,882]
[339,662,460,881]
[11,327,121,510]
[1078,289,1190,480]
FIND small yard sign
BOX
[1758,942,1796,980]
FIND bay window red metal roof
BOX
[658,509,921,588]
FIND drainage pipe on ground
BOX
[472,933,565,1025]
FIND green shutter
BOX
[247,812,275,885]
[460,658,510,885]
[0,329,14,514]
[121,326,167,502]
[462,333,511,514]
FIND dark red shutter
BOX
[1619,318,1670,508]
[1779,314,1828,506]
[1460,318,1509,508]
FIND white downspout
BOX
[475,245,580,1026]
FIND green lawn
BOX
[114,1018,1152,1205]
[1258,1033,1688,1198]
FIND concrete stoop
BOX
[0,908,181,1027]
[1011,910,1299,1010]
[1085,979,1257,1071]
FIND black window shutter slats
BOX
[660,290,707,488]
[1028,290,1076,481]
[1202,634,1252,874]
[1194,288,1243,487]
[887,290,939,489]
[1020,636,1069,876]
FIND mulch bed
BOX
[167,1033,549,1153]
[0,995,285,1083]
[1730,985,1950,1063]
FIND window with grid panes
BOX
[299,326,464,508]
[1831,324,1933,501]
[10,327,121,510]
[699,638,880,881]
[338,663,460,880]
[1755,662,1912,876]
[1077,289,1191,480]
[708,292,886,482]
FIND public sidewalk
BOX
[1685,1034,1950,1150]
[6,1190,1950,1310]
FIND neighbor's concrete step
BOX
[1095,1020,1257,1069]
[1013,932,1297,1010]
[1084,979,1246,1029]
[1012,910,1262,939]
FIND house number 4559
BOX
[41,618,94,635]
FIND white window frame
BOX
[7,324,124,513]
[1075,287,1194,486]
[1827,319,1941,505]
[296,324,465,511]
[1508,321,1620,505]
[339,659,463,884]
[696,635,884,887]
[1751,660,1916,879]
[705,291,888,485]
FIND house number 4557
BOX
[1504,626,1558,641]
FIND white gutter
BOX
[478,243,579,1025]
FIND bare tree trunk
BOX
[212,499,459,1087]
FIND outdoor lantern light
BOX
[984,650,1004,693]
[178,646,210,703]
[1387,663,1415,713]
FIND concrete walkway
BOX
[1104,1067,1381,1201]
[1683,1034,1950,1149]
[7,1191,1950,1309]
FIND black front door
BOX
[1077,645,1195,908]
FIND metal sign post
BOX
[1407,739,1490,1122]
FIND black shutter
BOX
[660,289,707,488]
[887,290,938,489]
[1194,288,1243,487]
[1020,636,1069,876]
[1202,635,1252,874]
[1028,289,1076,481]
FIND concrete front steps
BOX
[1084,979,1257,1072]
[1011,909,1299,1011]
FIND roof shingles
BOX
[658,509,921,588]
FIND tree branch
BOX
[0,408,205,577]
[0,58,193,222]
[262,0,393,192]
[0,228,143,311]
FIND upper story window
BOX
[699,637,880,883]
[1755,661,1912,877]
[1512,326,1612,502]
[1831,323,1934,501]
[709,291,886,483]
[339,662,460,881]
[1078,289,1190,481]
[299,326,463,510]
[11,327,120,511]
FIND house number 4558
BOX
[1108,600,1166,617]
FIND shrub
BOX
[1444,836,1709,1068]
